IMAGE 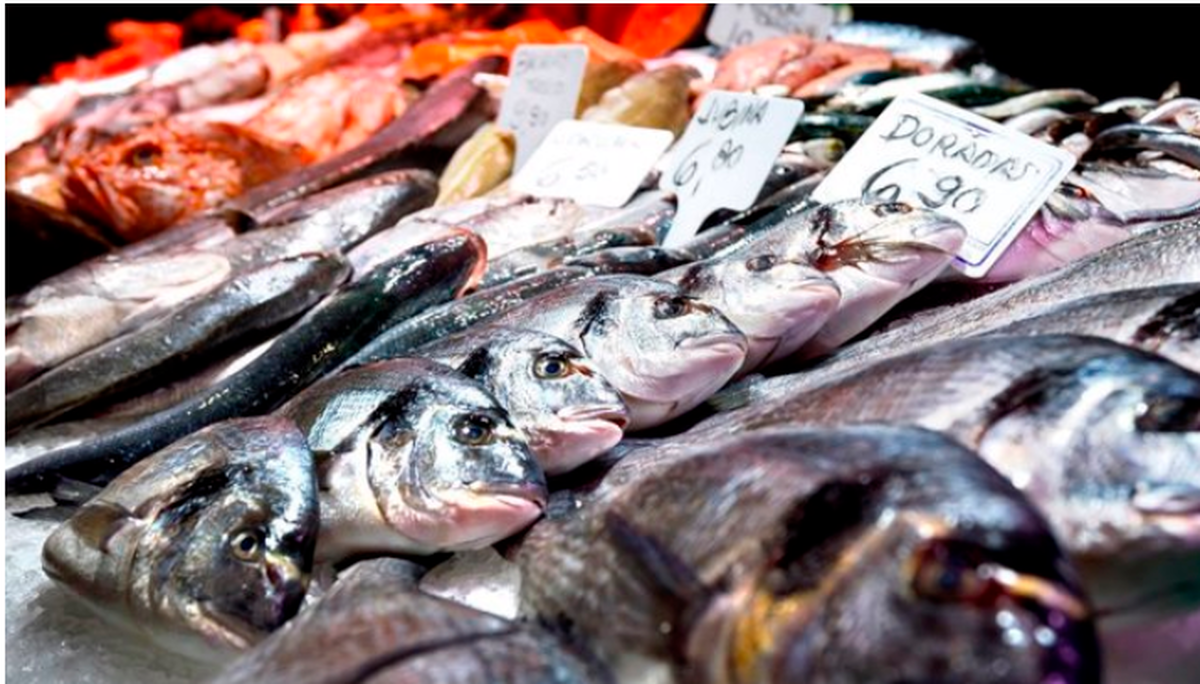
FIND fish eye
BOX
[653,295,691,319]
[1059,183,1090,199]
[229,529,264,563]
[744,255,778,272]
[873,202,913,216]
[909,540,993,604]
[1134,396,1200,433]
[533,352,573,380]
[123,142,163,168]
[452,413,498,446]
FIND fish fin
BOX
[12,505,78,524]
[67,501,137,554]
[705,374,766,413]
[51,477,105,507]
[604,511,714,662]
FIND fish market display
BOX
[6,7,1199,684]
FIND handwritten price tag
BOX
[812,93,1076,277]
[659,91,805,248]
[512,121,674,207]
[706,4,838,48]
[498,45,588,170]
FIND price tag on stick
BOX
[812,93,1076,278]
[512,121,675,208]
[706,4,838,48]
[659,91,805,248]
[498,45,588,170]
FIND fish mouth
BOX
[677,333,750,355]
[526,406,629,474]
[556,404,630,428]
[195,602,260,652]
[466,481,549,509]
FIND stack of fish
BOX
[5,11,1199,684]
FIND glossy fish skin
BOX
[41,416,318,661]
[478,222,657,290]
[697,335,1200,625]
[487,275,749,430]
[657,254,841,373]
[719,199,966,357]
[828,21,982,70]
[515,426,1099,684]
[279,358,546,560]
[215,558,612,684]
[416,326,629,475]
[7,252,351,433]
[6,233,487,495]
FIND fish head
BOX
[577,285,749,429]
[975,350,1200,620]
[455,328,629,475]
[670,256,841,370]
[41,417,319,660]
[363,374,547,552]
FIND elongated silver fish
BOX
[695,335,1200,625]
[415,326,628,475]
[486,275,748,430]
[278,358,546,562]
[515,426,1099,684]
[41,416,318,661]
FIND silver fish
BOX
[486,275,748,430]
[278,358,546,562]
[41,416,318,661]
[416,326,629,475]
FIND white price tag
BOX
[706,4,837,48]
[659,91,805,248]
[812,93,1077,278]
[512,121,674,208]
[498,45,588,170]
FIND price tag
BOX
[497,45,588,171]
[659,91,805,248]
[812,93,1077,277]
[706,4,838,48]
[512,120,674,208]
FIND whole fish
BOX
[695,335,1200,625]
[486,275,748,430]
[1090,123,1200,170]
[514,426,1099,684]
[828,21,982,70]
[215,557,611,684]
[41,416,318,661]
[657,253,841,373]
[716,199,966,356]
[279,359,546,560]
[6,233,487,494]
[6,252,350,433]
[415,326,629,475]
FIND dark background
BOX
[5,4,1197,100]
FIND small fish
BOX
[1089,123,1200,170]
[515,425,1099,684]
[486,275,748,430]
[214,557,612,684]
[6,233,487,494]
[416,326,629,475]
[478,222,657,290]
[971,88,1099,120]
[41,416,318,661]
[279,358,546,560]
[828,21,982,70]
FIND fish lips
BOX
[525,404,629,475]
[429,480,549,551]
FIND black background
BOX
[5,4,1197,100]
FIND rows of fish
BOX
[6,15,1200,684]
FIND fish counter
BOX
[5,4,1200,684]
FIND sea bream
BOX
[414,326,630,475]
[278,358,546,562]
[514,426,1099,684]
[692,335,1200,625]
[41,416,319,661]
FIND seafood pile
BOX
[6,8,1199,684]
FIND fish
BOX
[478,222,657,290]
[6,190,114,294]
[41,416,318,661]
[657,253,841,373]
[707,35,898,100]
[214,557,612,684]
[693,335,1200,625]
[415,326,630,475]
[514,425,1100,684]
[971,89,1099,119]
[6,233,487,494]
[278,358,546,560]
[61,120,310,243]
[580,64,696,138]
[434,122,515,206]
[716,199,966,357]
[1089,123,1200,170]
[6,252,350,433]
[485,275,748,430]
[828,21,982,70]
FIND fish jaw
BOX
[981,201,1131,283]
[738,275,842,371]
[621,334,749,431]
[525,405,629,475]
[422,486,548,552]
